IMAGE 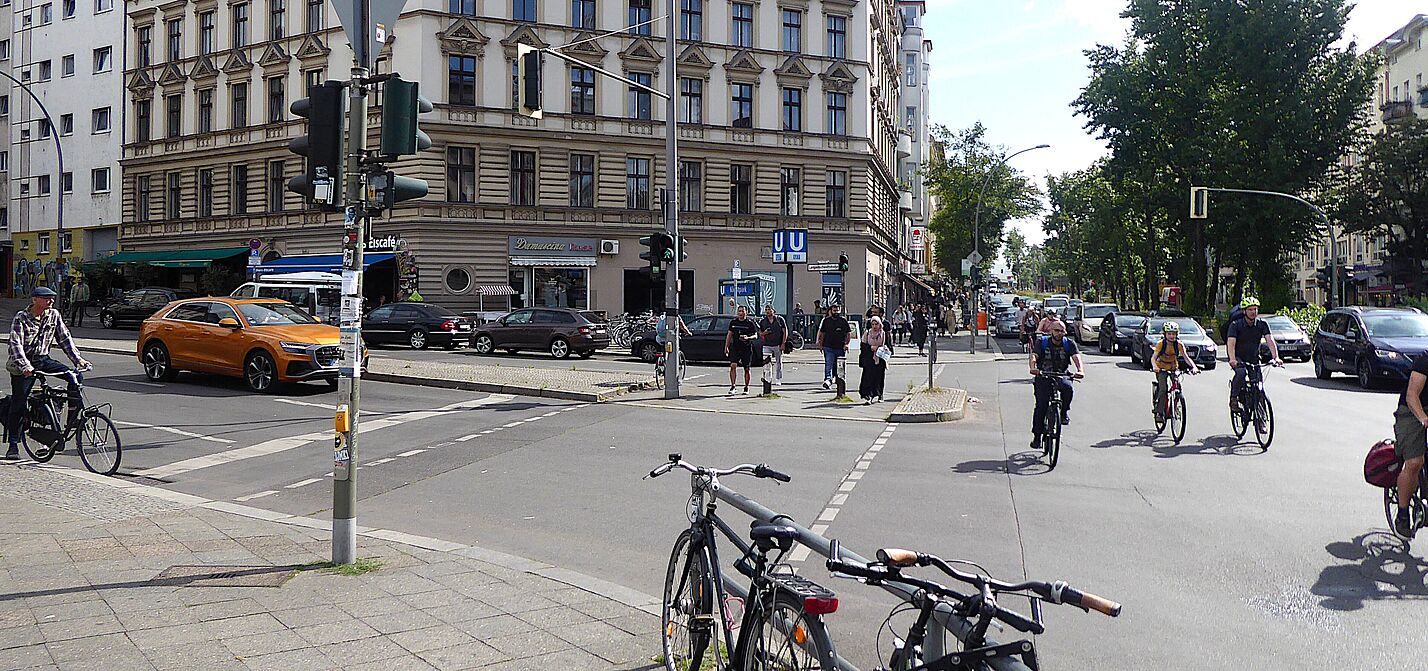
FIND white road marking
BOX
[108,379,166,388]
[455,435,479,442]
[838,480,857,492]
[542,411,561,417]
[830,494,848,506]
[847,471,864,481]
[503,421,522,428]
[396,449,425,457]
[113,421,236,445]
[789,426,899,563]
[274,399,332,410]
[234,490,278,501]
[856,461,871,470]
[365,458,394,466]
[810,524,830,535]
[817,508,839,522]
[285,478,323,489]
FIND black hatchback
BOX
[100,287,199,329]
[361,302,475,350]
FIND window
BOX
[729,164,752,214]
[304,69,324,92]
[782,87,801,131]
[827,15,846,58]
[513,0,535,21]
[0,96,7,115]
[306,0,322,31]
[571,0,594,29]
[135,99,151,142]
[267,76,285,123]
[0,209,7,231]
[780,167,800,215]
[95,0,111,11]
[569,153,594,207]
[163,94,182,137]
[92,167,110,193]
[269,0,285,39]
[0,40,8,60]
[449,56,477,106]
[626,157,650,209]
[198,168,213,215]
[39,119,52,139]
[781,9,801,52]
[199,12,214,54]
[679,77,702,123]
[59,113,73,135]
[232,4,250,47]
[628,0,650,35]
[905,53,917,86]
[826,92,846,135]
[446,146,476,203]
[825,170,846,217]
[198,89,213,132]
[167,18,182,61]
[231,82,249,127]
[137,26,152,67]
[628,72,652,120]
[92,106,111,133]
[40,3,52,23]
[731,83,752,127]
[267,160,284,211]
[61,172,73,194]
[62,0,74,17]
[39,235,50,255]
[61,54,74,77]
[570,67,595,114]
[731,3,753,48]
[449,0,476,14]
[232,164,249,214]
[38,60,52,81]
[0,151,6,171]
[510,150,536,205]
[510,60,519,109]
[680,0,701,40]
[138,176,152,220]
[679,161,702,212]
[93,46,111,73]
[167,172,182,218]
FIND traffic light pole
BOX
[662,0,681,398]
[1193,187,1336,308]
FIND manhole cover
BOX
[150,565,297,588]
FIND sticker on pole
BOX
[340,327,361,377]
[334,434,352,481]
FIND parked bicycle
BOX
[1035,371,1080,470]
[826,539,1120,670]
[1230,361,1279,449]
[6,368,122,475]
[647,454,840,671]
[609,311,656,349]
[1153,369,1196,444]
[653,350,687,389]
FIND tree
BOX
[924,123,1042,280]
[1327,118,1428,298]
[1041,161,1152,308]
[1001,229,1028,282]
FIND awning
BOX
[903,273,934,294]
[254,253,395,274]
[102,247,250,267]
[475,285,516,296]
[509,257,597,267]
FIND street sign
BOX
[961,259,972,277]
[771,229,808,264]
[911,263,927,274]
[248,238,262,251]
[732,259,742,280]
[808,262,839,272]
[965,250,983,265]
[910,227,925,251]
[333,0,411,64]
[772,230,785,263]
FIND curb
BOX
[885,388,969,423]
[363,370,648,404]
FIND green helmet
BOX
[1240,297,1261,309]
[1162,321,1180,333]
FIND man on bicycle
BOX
[1028,320,1085,449]
[6,287,90,460]
[1226,297,1280,412]
[1151,322,1200,422]
[1392,352,1428,537]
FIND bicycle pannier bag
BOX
[1364,439,1401,488]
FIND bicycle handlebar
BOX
[33,366,89,378]
[646,454,791,483]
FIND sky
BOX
[921,0,1423,251]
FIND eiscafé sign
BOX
[507,236,598,257]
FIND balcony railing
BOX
[1382,100,1414,123]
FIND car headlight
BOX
[1376,349,1403,361]
[1205,343,1216,352]
[280,342,317,355]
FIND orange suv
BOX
[138,297,362,393]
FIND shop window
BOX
[533,268,587,309]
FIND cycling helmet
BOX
[1162,322,1180,333]
[1240,297,1261,309]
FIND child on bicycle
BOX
[6,287,91,460]
[1151,322,1200,422]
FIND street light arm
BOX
[0,69,66,250]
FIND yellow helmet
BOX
[1240,297,1261,309]
[1162,321,1180,333]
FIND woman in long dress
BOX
[859,317,888,403]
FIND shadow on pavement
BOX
[1152,434,1266,458]
[951,450,1050,476]
[0,564,307,603]
[1312,531,1428,611]
[1089,429,1162,451]
[87,374,334,399]
[1289,376,1400,395]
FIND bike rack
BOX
[713,483,1034,671]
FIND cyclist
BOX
[1392,352,1428,538]
[1151,321,1200,422]
[1028,320,1085,449]
[1226,297,1280,413]
[6,287,91,460]
[654,311,691,348]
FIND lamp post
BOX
[970,143,1048,353]
[0,70,66,286]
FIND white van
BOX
[231,272,342,323]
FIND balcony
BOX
[899,187,912,211]
[1382,100,1414,123]
[896,131,912,158]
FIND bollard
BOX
[835,356,847,397]
[762,359,774,396]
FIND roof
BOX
[1373,14,1428,55]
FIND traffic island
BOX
[366,358,653,403]
[887,387,969,423]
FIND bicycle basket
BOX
[1364,439,1401,488]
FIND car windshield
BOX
[1362,312,1428,338]
[1083,305,1115,320]
[422,304,458,317]
[237,302,317,326]
[1149,318,1203,335]
[1263,316,1302,334]
[1044,298,1068,308]
[1115,315,1143,327]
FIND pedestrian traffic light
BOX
[368,169,429,213]
[676,236,689,262]
[516,44,543,119]
[838,253,850,273]
[287,80,346,209]
[1315,266,1332,288]
[379,76,433,158]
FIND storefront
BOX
[507,236,598,311]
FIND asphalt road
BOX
[32,336,1423,669]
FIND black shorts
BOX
[729,346,755,366]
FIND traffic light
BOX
[1190,186,1208,219]
[379,76,433,158]
[1314,266,1332,288]
[676,236,689,262]
[516,44,543,119]
[368,170,429,213]
[838,252,850,273]
[287,80,347,209]
[641,232,676,277]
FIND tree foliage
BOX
[1327,118,1428,297]
[924,123,1042,278]
[1041,161,1154,308]
[1001,229,1028,281]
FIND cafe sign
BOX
[507,236,598,257]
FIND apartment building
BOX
[893,0,932,306]
[0,0,13,292]
[118,0,911,315]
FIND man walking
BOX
[6,287,91,460]
[815,304,851,390]
[68,276,90,327]
[758,305,788,385]
[725,305,759,395]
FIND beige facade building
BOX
[118,0,915,316]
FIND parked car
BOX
[99,287,199,329]
[1313,306,1428,389]
[469,307,611,359]
[1129,316,1218,370]
[137,297,366,393]
[1071,303,1117,345]
[361,302,475,350]
[632,314,769,363]
[231,272,342,324]
[1259,314,1311,362]
[1098,311,1146,354]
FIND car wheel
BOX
[639,342,661,364]
[1357,357,1376,390]
[550,337,571,359]
[472,335,494,355]
[141,341,178,382]
[1313,351,1331,379]
[408,328,430,350]
[245,350,279,394]
[100,312,116,329]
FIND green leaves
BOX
[1327,118,1428,296]
[924,123,1042,277]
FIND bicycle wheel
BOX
[739,592,836,671]
[1044,404,1061,470]
[1253,396,1274,449]
[76,411,122,476]
[1153,398,1167,435]
[1385,486,1402,531]
[662,530,719,671]
[21,399,63,463]
[678,353,688,380]
[1170,393,1187,444]
[654,360,666,389]
[1230,398,1248,439]
[85,302,104,318]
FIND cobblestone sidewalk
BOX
[0,465,660,671]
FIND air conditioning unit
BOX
[600,239,620,255]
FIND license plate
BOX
[595,328,606,334]
[457,325,471,331]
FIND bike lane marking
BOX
[788,423,898,563]
[113,421,236,445]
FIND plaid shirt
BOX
[8,308,82,375]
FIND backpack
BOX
[1364,439,1401,488]
[1035,336,1076,369]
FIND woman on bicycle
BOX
[1392,353,1428,538]
[6,287,91,460]
[1151,322,1199,422]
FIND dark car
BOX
[1313,307,1428,389]
[631,314,766,363]
[1129,316,1218,370]
[1259,314,1311,362]
[1098,311,1146,354]
[99,287,199,328]
[361,302,475,350]
[470,307,611,359]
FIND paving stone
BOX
[205,613,287,639]
[273,605,353,629]
[515,606,596,631]
[477,648,611,671]
[341,596,417,618]
[125,622,216,649]
[238,646,337,671]
[44,631,138,663]
[483,629,581,659]
[0,624,44,649]
[0,610,38,631]
[346,654,439,671]
[415,641,508,671]
[448,614,533,641]
[221,629,311,658]
[293,619,382,647]
[317,635,410,666]
[359,609,443,635]
[185,598,268,623]
[113,606,198,631]
[0,642,53,669]
[389,624,476,654]
[140,641,245,671]
[37,613,124,642]
[423,600,501,625]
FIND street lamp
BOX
[0,70,66,288]
[970,143,1048,353]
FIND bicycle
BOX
[647,454,840,671]
[1385,457,1428,539]
[1152,369,1196,444]
[1034,371,1080,471]
[653,349,687,390]
[7,368,122,475]
[826,539,1120,670]
[1230,361,1278,449]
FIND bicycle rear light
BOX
[803,596,839,615]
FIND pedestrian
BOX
[859,316,889,404]
[68,276,90,327]
[815,303,851,390]
[891,305,908,345]
[758,305,788,385]
[813,300,824,317]
[6,287,91,460]
[911,306,929,356]
[724,305,759,395]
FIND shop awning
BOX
[509,257,597,267]
[254,253,395,274]
[904,273,935,294]
[475,285,516,296]
[102,247,250,267]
